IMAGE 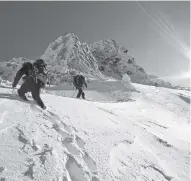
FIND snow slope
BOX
[0,80,190,181]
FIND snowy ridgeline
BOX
[0,79,190,181]
[0,32,175,89]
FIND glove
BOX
[12,83,16,88]
[22,76,26,81]
[42,105,47,110]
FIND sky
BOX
[0,1,190,86]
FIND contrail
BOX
[135,1,190,60]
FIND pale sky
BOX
[0,1,190,86]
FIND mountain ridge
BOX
[0,32,173,88]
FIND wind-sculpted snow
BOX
[0,90,101,181]
[0,79,190,181]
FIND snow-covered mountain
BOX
[90,39,145,80]
[0,32,190,181]
[90,39,173,88]
[41,33,104,83]
[0,33,105,84]
[0,33,172,88]
[0,79,189,181]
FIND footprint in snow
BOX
[61,122,72,133]
[52,123,72,140]
[75,135,86,150]
[63,138,81,156]
[0,167,5,173]
[83,151,97,174]
[66,155,89,181]
[92,176,100,181]
[23,163,35,180]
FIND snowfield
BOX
[0,80,190,181]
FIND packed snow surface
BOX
[0,80,190,181]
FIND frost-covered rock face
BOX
[0,33,172,88]
[90,39,173,88]
[41,33,104,82]
[0,33,104,84]
[90,39,149,83]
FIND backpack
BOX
[74,75,85,88]
[22,62,33,69]
[20,62,33,79]
[32,62,48,88]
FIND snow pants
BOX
[17,77,45,108]
[76,87,85,99]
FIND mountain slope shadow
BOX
[178,94,190,104]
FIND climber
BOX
[70,70,87,99]
[12,59,48,109]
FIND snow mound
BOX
[121,73,135,91]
